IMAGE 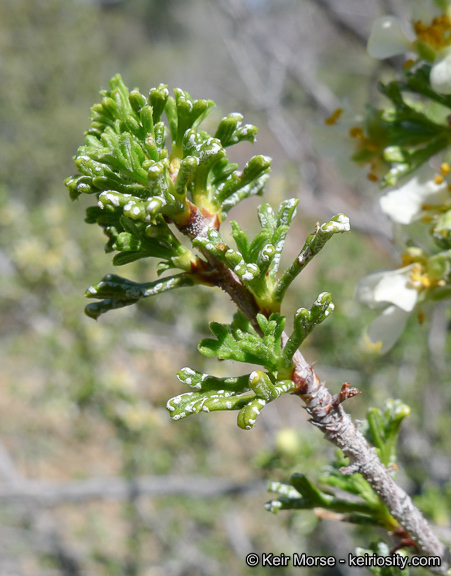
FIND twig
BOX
[180,202,451,573]
[289,341,451,572]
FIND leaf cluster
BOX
[167,293,334,429]
[66,76,350,430]
[265,400,411,530]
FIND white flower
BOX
[356,264,423,353]
[356,265,420,312]
[379,164,451,224]
[411,0,445,23]
[367,4,451,94]
[367,16,413,59]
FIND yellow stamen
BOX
[434,175,445,185]
[349,126,364,139]
[410,263,434,290]
[367,173,379,182]
[403,59,416,69]
[414,14,451,51]
[401,252,414,267]
[325,108,343,125]
[440,162,451,175]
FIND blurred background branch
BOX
[1,0,450,574]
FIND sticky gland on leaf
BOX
[178,201,220,239]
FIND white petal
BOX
[367,306,410,354]
[380,165,448,224]
[356,271,389,309]
[431,52,451,94]
[367,16,412,59]
[373,269,418,311]
[356,265,418,312]
[411,0,444,23]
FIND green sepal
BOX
[382,136,449,188]
[373,77,451,188]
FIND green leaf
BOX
[237,397,268,430]
[268,198,300,281]
[274,214,350,303]
[85,273,196,319]
[149,83,169,124]
[214,113,258,147]
[215,155,271,207]
[364,400,411,468]
[266,471,387,526]
[281,293,335,369]
[177,368,250,393]
[198,313,285,372]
